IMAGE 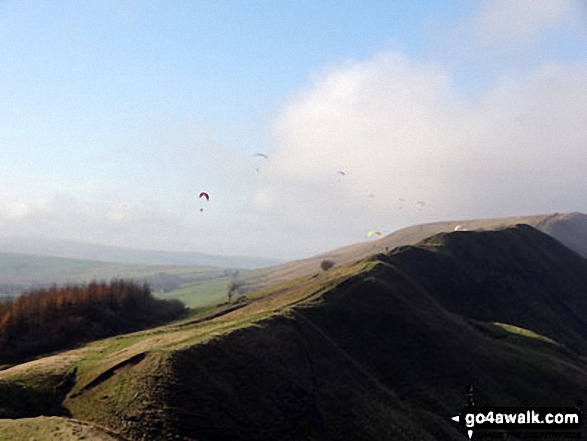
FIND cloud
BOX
[0,193,194,250]
[2,201,33,219]
[471,0,584,50]
[249,50,587,257]
[2,2,586,261]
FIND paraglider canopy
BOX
[366,230,383,239]
[252,153,268,173]
[198,192,210,212]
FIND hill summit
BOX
[247,211,587,290]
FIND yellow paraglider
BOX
[366,231,383,239]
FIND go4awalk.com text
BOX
[451,406,582,439]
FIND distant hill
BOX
[0,252,240,309]
[1,224,586,440]
[246,211,587,290]
[0,237,281,269]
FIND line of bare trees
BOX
[0,279,185,366]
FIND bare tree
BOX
[228,280,244,303]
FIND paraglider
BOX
[199,192,209,212]
[252,153,268,172]
[416,201,426,210]
[366,230,383,239]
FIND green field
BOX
[155,277,234,308]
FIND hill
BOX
[0,252,242,307]
[245,211,587,290]
[0,237,281,269]
[0,224,586,439]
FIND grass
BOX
[156,276,232,307]
[493,322,559,345]
[0,416,126,441]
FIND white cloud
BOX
[2,2,587,261]
[3,201,33,219]
[249,51,587,257]
[472,0,583,50]
[0,193,187,249]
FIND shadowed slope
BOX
[150,240,587,440]
[386,224,587,354]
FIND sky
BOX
[1,0,586,261]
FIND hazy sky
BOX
[1,0,586,260]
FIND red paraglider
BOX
[199,192,209,212]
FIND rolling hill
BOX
[0,237,281,269]
[0,252,245,308]
[1,223,586,440]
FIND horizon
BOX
[2,210,582,263]
[1,1,586,260]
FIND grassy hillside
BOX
[387,224,587,354]
[156,277,234,308]
[0,417,126,441]
[0,225,586,439]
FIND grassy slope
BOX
[388,224,587,354]
[156,277,233,308]
[0,416,126,441]
[1,226,587,439]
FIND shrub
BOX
[320,260,335,271]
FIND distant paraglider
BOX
[416,201,426,210]
[366,230,383,239]
[252,153,268,172]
